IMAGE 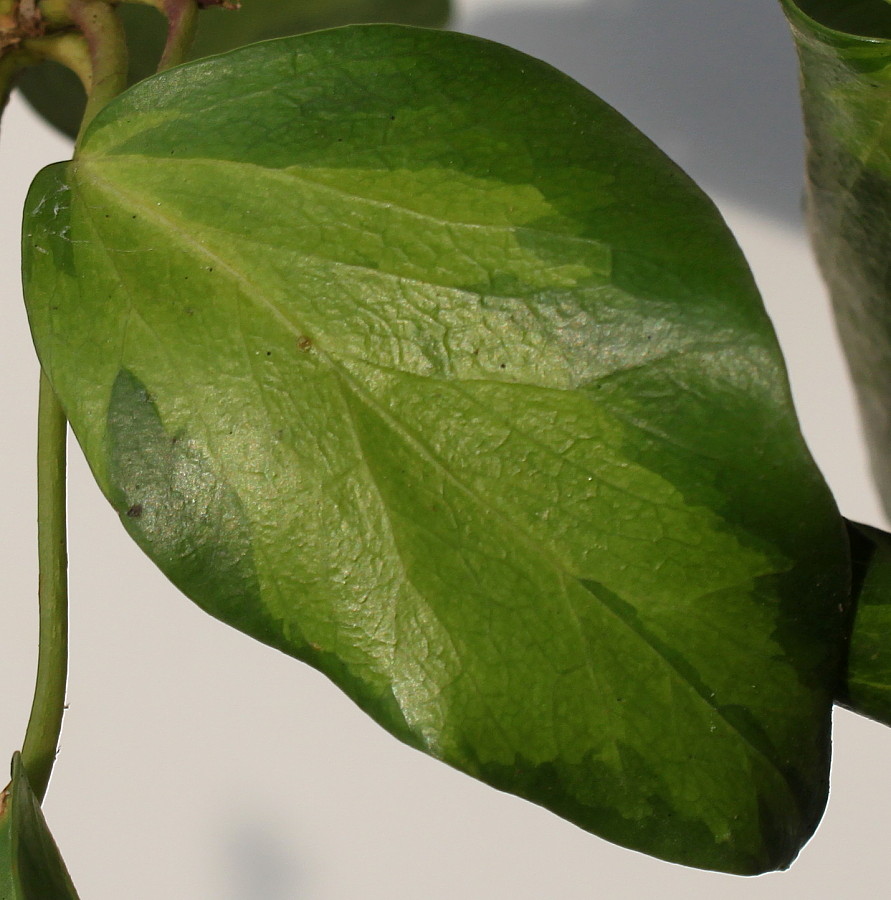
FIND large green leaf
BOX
[17,0,451,138]
[22,25,849,874]
[839,522,891,724]
[780,1,891,514]
[0,754,80,899]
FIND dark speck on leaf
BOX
[500,363,506,369]
[266,350,272,356]
[126,504,143,518]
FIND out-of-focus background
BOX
[2,1,890,896]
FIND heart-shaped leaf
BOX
[17,0,451,138]
[0,754,80,899]
[780,1,891,514]
[22,25,849,873]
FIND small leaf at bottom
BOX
[0,754,79,899]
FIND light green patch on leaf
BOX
[0,755,79,899]
[23,25,849,874]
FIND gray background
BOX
[1,0,889,896]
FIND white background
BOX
[2,0,891,896]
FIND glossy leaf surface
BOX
[781,0,891,513]
[18,0,451,137]
[23,26,849,873]
[0,755,80,899]
[840,522,891,725]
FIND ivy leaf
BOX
[0,754,80,899]
[780,0,891,513]
[839,522,891,725]
[23,25,849,874]
[17,0,451,138]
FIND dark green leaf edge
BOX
[781,0,891,42]
[838,522,891,726]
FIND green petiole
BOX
[20,372,68,804]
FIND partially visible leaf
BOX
[17,0,451,138]
[781,1,891,514]
[0,754,80,899]
[788,1,891,38]
[0,798,12,900]
[23,26,849,874]
[838,522,891,725]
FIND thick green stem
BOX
[20,372,68,804]
[23,32,92,93]
[157,0,198,71]
[70,0,128,140]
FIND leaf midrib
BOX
[81,152,613,260]
[328,357,799,804]
[74,160,800,806]
[333,375,541,761]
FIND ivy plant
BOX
[2,0,891,892]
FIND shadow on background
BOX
[223,823,302,900]
[458,0,805,224]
